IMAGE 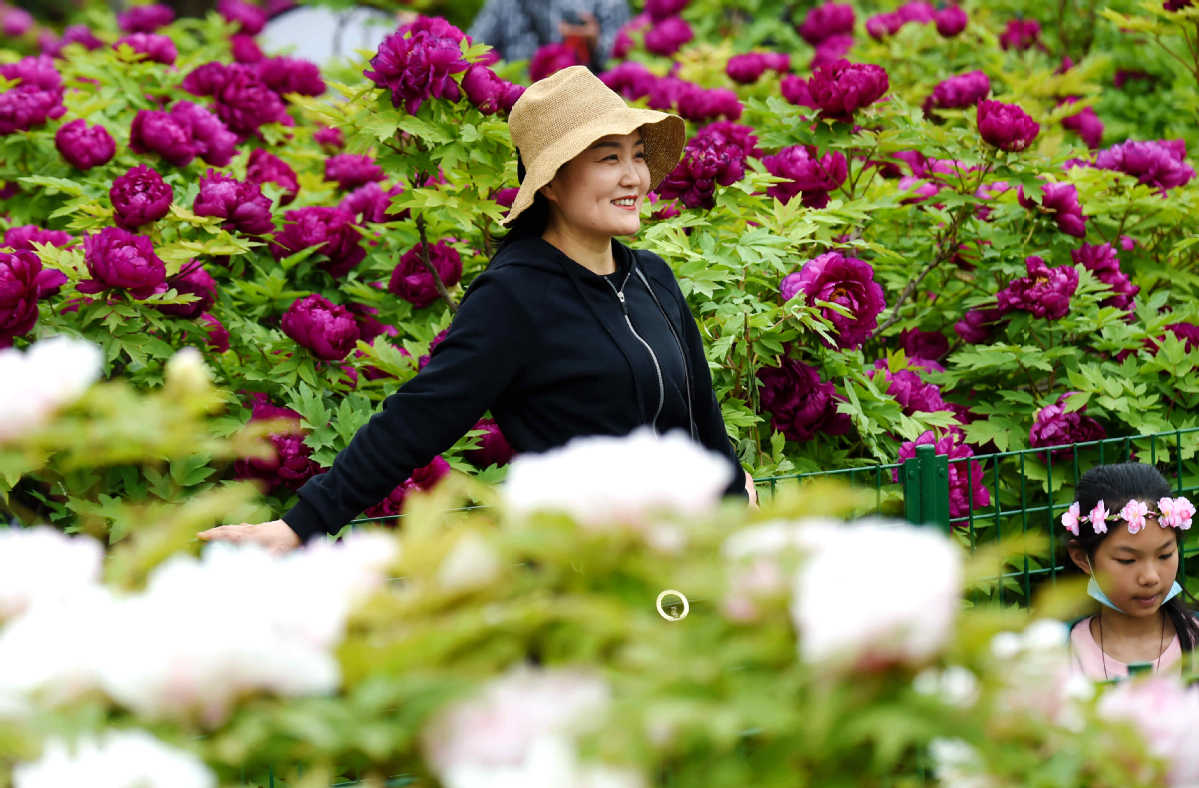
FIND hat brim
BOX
[501,107,685,227]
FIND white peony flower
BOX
[163,347,210,392]
[14,729,214,788]
[0,527,103,619]
[913,666,979,708]
[989,619,1085,729]
[502,429,732,528]
[0,336,103,441]
[929,738,994,788]
[790,518,962,667]
[437,532,502,593]
[422,665,642,788]
[1099,677,1199,786]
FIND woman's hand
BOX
[745,471,759,509]
[197,519,301,555]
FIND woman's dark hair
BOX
[1070,462,1199,651]
[494,151,551,256]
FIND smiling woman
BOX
[199,65,755,552]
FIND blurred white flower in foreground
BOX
[790,519,962,667]
[421,665,644,788]
[163,347,211,392]
[503,429,732,529]
[0,336,103,441]
[720,520,840,623]
[929,738,994,788]
[1099,677,1199,786]
[0,531,396,725]
[989,620,1089,730]
[0,527,102,619]
[14,729,214,788]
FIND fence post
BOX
[902,444,951,531]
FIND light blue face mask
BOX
[1087,576,1183,614]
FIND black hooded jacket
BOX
[283,236,746,541]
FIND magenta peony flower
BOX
[934,4,968,36]
[870,359,949,415]
[725,53,788,84]
[996,255,1079,320]
[281,293,361,361]
[810,34,853,70]
[676,84,742,121]
[924,70,990,113]
[1,5,33,37]
[199,312,229,352]
[465,418,515,468]
[233,392,321,492]
[756,356,851,442]
[0,250,48,347]
[113,33,177,65]
[247,148,299,204]
[529,42,582,82]
[80,227,167,299]
[492,186,518,208]
[644,16,693,56]
[1030,393,1105,457]
[218,0,267,34]
[129,110,197,167]
[340,182,406,224]
[1071,242,1138,310]
[781,251,886,349]
[806,59,889,122]
[213,65,292,138]
[780,74,815,108]
[1166,323,1199,351]
[324,153,385,191]
[109,164,173,230]
[1018,181,1087,237]
[1094,139,1195,192]
[256,56,326,97]
[899,327,949,362]
[691,121,760,158]
[230,34,264,63]
[389,240,462,309]
[158,261,217,318]
[272,206,365,277]
[1061,104,1103,149]
[954,307,1005,344]
[646,0,689,21]
[363,455,451,518]
[462,65,512,114]
[54,119,115,170]
[418,328,448,369]
[657,134,747,210]
[762,145,847,208]
[169,101,238,167]
[52,25,104,54]
[865,12,903,39]
[897,1,936,23]
[999,18,1041,51]
[118,4,175,33]
[364,16,469,115]
[600,62,656,101]
[895,429,990,517]
[0,55,66,135]
[193,170,274,235]
[977,100,1039,152]
[610,14,648,58]
[4,225,73,253]
[797,3,855,46]
[313,126,344,151]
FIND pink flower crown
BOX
[1061,495,1195,536]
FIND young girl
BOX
[1064,463,1198,680]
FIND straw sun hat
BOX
[501,65,686,227]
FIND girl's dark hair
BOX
[1070,462,1199,651]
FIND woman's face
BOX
[540,131,651,240]
[1074,520,1179,618]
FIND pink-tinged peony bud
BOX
[976,100,1039,152]
[782,251,885,349]
[272,206,364,277]
[113,33,177,65]
[996,256,1079,320]
[999,18,1041,50]
[324,153,385,191]
[218,0,267,34]
[129,110,197,167]
[54,119,115,170]
[246,148,300,204]
[80,227,167,299]
[529,42,582,82]
[644,16,693,56]
[364,16,469,115]
[233,392,320,491]
[756,356,851,442]
[193,170,274,235]
[198,312,229,352]
[934,4,968,36]
[158,261,217,318]
[798,3,855,46]
[462,65,522,115]
[230,33,263,63]
[256,56,326,97]
[109,164,173,230]
[464,417,515,468]
[924,70,989,113]
[0,250,45,347]
[313,125,344,151]
[806,59,889,122]
[118,4,175,33]
[389,241,462,308]
[281,293,361,361]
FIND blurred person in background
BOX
[468,0,630,70]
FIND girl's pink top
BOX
[1069,615,1181,680]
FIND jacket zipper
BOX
[605,274,665,430]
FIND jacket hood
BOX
[488,236,635,277]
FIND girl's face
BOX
[540,131,651,240]
[1073,520,1179,618]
